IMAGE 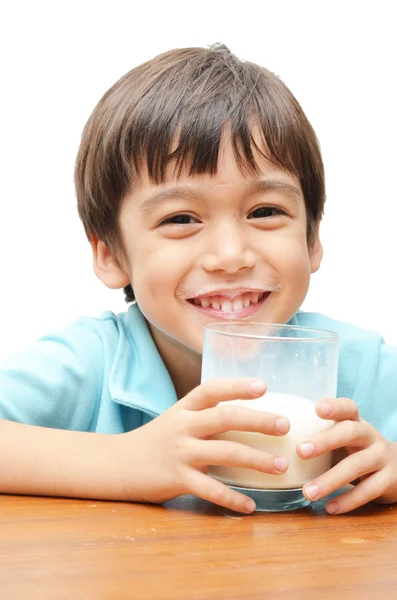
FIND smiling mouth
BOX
[187,291,269,313]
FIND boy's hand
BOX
[297,398,397,514]
[118,378,290,513]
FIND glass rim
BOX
[204,321,339,343]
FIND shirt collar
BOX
[109,303,178,417]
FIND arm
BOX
[0,378,290,512]
[0,419,128,500]
[0,317,125,498]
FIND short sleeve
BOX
[358,342,397,442]
[330,326,397,441]
[0,318,105,431]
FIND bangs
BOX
[122,53,313,189]
[128,65,304,184]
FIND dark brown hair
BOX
[75,44,325,303]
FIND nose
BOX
[200,224,257,274]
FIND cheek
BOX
[266,238,312,323]
[267,235,312,289]
[266,231,310,272]
[130,243,187,303]
[284,244,312,278]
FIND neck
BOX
[148,325,202,399]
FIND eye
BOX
[248,206,287,219]
[160,214,199,225]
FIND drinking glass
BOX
[201,322,339,511]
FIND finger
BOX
[302,445,384,502]
[191,405,290,438]
[186,469,257,513]
[297,419,374,459]
[181,378,266,411]
[325,469,391,514]
[189,439,288,474]
[316,397,360,422]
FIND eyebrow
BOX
[139,179,302,215]
[247,180,302,200]
[139,186,205,215]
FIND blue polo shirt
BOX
[0,303,396,441]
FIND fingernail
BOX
[250,380,266,395]
[276,418,289,434]
[245,499,256,513]
[305,484,320,500]
[300,442,315,458]
[274,457,288,472]
[318,402,332,417]
[326,501,338,514]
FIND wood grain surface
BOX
[1,494,396,599]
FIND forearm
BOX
[0,419,127,501]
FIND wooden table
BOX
[1,494,396,599]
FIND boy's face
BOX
[93,140,322,374]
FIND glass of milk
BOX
[201,322,339,511]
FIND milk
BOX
[208,392,333,489]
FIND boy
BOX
[0,44,396,515]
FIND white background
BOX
[0,0,396,360]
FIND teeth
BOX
[221,301,232,312]
[191,291,267,310]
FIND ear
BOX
[309,225,323,274]
[90,236,130,289]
